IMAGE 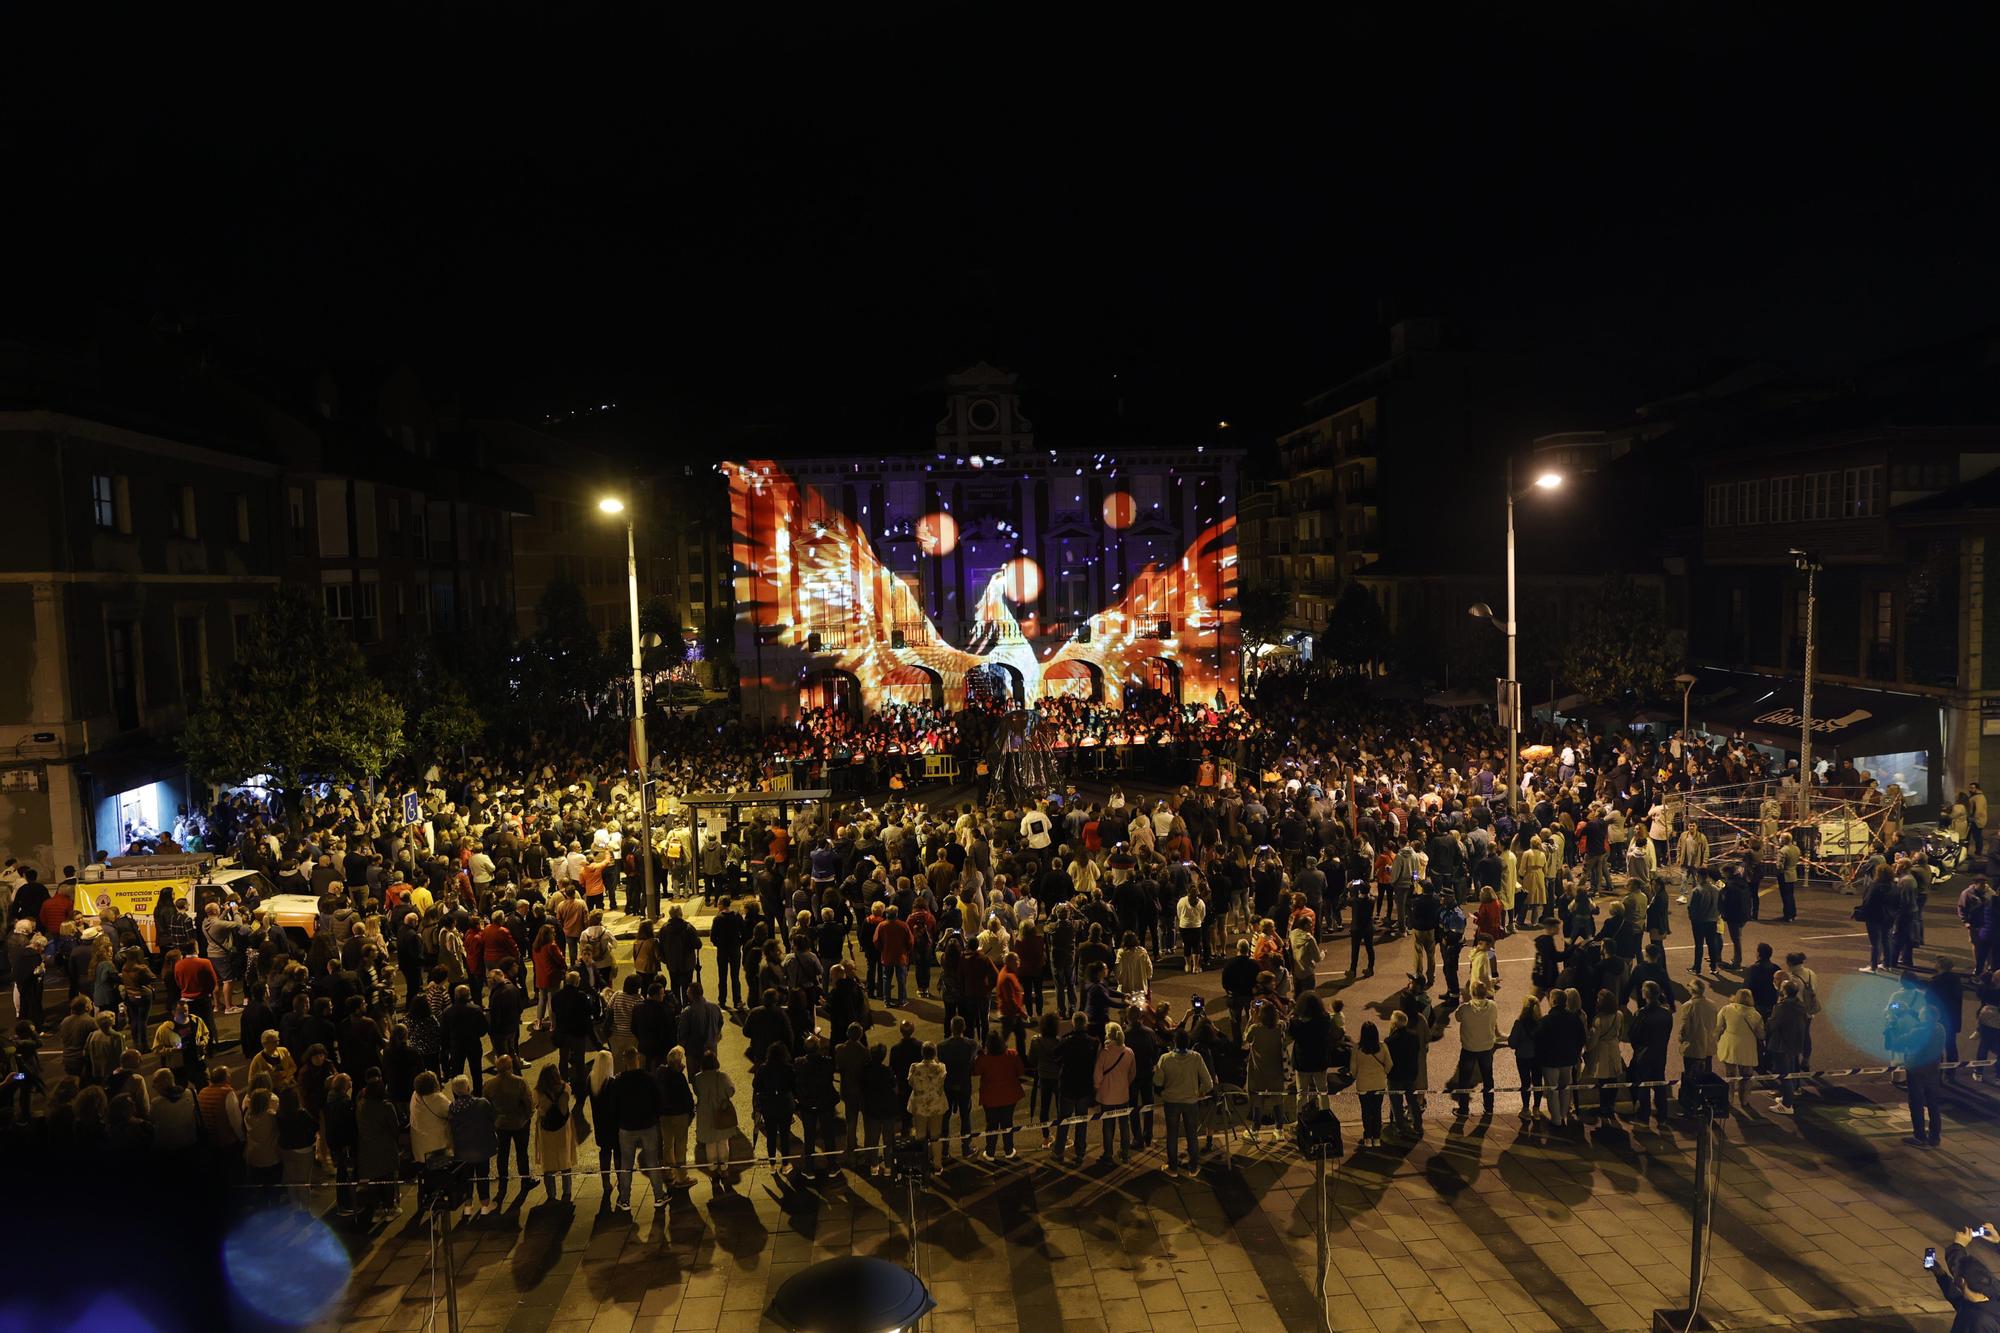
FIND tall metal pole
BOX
[625,515,657,919]
[1687,1109,1713,1323]
[440,1208,462,1333]
[1797,560,1818,824]
[1505,456,1519,814]
[1314,1154,1329,1322]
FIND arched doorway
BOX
[966,662,1026,706]
[1135,655,1183,705]
[880,663,945,710]
[1040,659,1103,702]
[800,668,863,720]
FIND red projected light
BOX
[916,511,958,556]
[1102,491,1136,529]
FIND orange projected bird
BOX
[726,460,1238,714]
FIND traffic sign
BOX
[404,792,423,825]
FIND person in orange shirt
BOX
[580,856,606,911]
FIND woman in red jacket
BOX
[530,925,564,1029]
[1473,887,1508,942]
[972,1030,1025,1158]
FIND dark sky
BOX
[5,8,1997,458]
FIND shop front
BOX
[79,742,193,861]
[1690,668,1945,817]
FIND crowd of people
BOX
[0,668,1988,1234]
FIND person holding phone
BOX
[1932,1223,2000,1331]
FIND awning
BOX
[76,740,187,796]
[1689,668,1942,756]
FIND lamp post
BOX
[1675,672,1699,738]
[1469,459,1562,813]
[600,495,658,920]
[1790,548,1823,823]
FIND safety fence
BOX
[227,1058,1992,1193]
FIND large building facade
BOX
[0,322,528,875]
[1690,423,1998,815]
[729,365,1243,722]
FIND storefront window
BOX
[1854,750,1928,807]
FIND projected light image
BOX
[726,459,1240,720]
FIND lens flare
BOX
[223,1209,351,1325]
[1102,491,1136,529]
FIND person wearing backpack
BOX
[578,911,615,991]
[532,1062,576,1203]
[1436,889,1468,999]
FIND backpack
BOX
[1440,902,1467,935]
[539,1097,566,1133]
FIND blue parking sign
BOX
[403,792,423,825]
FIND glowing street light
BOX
[598,493,656,918]
[1469,461,1564,812]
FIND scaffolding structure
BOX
[1672,779,1902,891]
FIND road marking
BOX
[1801,931,1869,940]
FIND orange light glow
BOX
[1102,491,1136,529]
[916,511,958,556]
[1003,556,1043,604]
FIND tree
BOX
[638,596,690,672]
[181,587,404,800]
[1237,575,1293,649]
[1318,583,1390,674]
[382,645,484,765]
[1567,575,1686,707]
[517,578,615,723]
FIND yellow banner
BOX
[80,878,191,947]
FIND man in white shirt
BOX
[1176,888,1207,973]
[1020,805,1053,851]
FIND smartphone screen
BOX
[1925,1248,1938,1269]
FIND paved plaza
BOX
[299,867,1992,1333]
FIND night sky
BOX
[5,9,1996,464]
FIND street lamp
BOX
[1469,460,1563,813]
[599,495,658,920]
[1790,548,1823,823]
[1675,672,1699,738]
